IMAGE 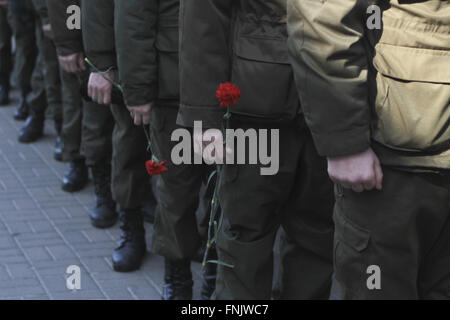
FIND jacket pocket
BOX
[155,26,180,101]
[372,43,450,154]
[230,35,299,121]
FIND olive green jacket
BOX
[81,0,116,72]
[178,0,300,129]
[115,0,179,107]
[46,0,83,56]
[288,0,450,170]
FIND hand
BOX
[327,148,383,192]
[127,103,152,125]
[193,129,231,164]
[0,1,8,8]
[58,52,86,73]
[88,71,116,105]
[42,24,53,39]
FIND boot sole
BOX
[112,262,142,273]
[14,115,28,121]
[18,133,44,143]
[54,153,63,162]
[61,181,88,193]
[90,216,118,229]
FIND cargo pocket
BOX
[372,44,450,154]
[333,202,371,291]
[156,26,180,100]
[230,36,299,121]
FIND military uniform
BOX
[9,0,63,146]
[82,0,153,272]
[115,0,215,299]
[288,0,450,299]
[179,0,335,300]
[178,0,336,300]
[0,4,12,104]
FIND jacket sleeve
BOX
[287,0,371,157]
[46,0,83,56]
[177,0,235,129]
[82,0,116,71]
[114,0,158,106]
[31,0,49,25]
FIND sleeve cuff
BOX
[176,104,225,129]
[312,126,371,158]
[56,41,84,56]
[123,86,158,107]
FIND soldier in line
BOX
[81,0,153,272]
[179,0,335,299]
[288,0,450,299]
[0,0,11,106]
[115,0,217,300]
[8,0,63,161]
[5,0,35,120]
[46,0,116,225]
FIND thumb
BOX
[374,159,384,190]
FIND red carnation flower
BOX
[145,160,168,176]
[216,82,241,107]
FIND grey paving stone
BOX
[0,99,202,300]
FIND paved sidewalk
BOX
[0,92,204,300]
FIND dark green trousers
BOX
[59,69,85,161]
[82,101,114,166]
[60,69,114,163]
[334,167,450,299]
[38,25,62,124]
[215,116,334,300]
[30,16,62,123]
[150,105,212,261]
[0,6,12,85]
[7,0,36,94]
[25,26,46,119]
[109,103,150,209]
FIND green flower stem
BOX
[202,109,235,270]
[84,58,161,162]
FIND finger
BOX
[87,84,93,99]
[134,114,142,126]
[193,133,202,156]
[68,61,76,73]
[78,56,86,71]
[363,175,376,191]
[103,88,111,105]
[340,181,353,189]
[97,89,105,105]
[374,160,384,190]
[351,183,365,193]
[142,112,150,125]
[92,87,99,104]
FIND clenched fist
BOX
[327,148,383,193]
[127,103,152,125]
[88,71,116,105]
[58,53,86,74]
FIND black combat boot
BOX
[201,258,217,300]
[18,115,44,143]
[0,77,9,106]
[61,159,89,192]
[112,208,146,272]
[54,120,63,162]
[14,93,30,120]
[162,259,193,300]
[90,165,118,228]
